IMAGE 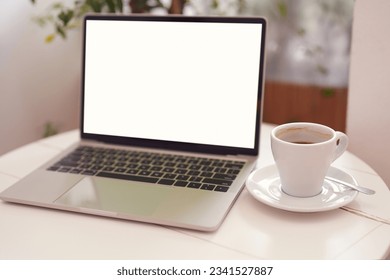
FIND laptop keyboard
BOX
[47,146,246,192]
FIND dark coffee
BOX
[291,141,316,144]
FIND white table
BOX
[0,123,389,259]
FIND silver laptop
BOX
[0,15,266,231]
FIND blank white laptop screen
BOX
[83,18,263,149]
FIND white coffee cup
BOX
[271,122,348,197]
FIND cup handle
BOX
[333,131,349,161]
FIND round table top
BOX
[0,123,389,259]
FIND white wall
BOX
[0,0,81,155]
[347,0,390,188]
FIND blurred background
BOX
[2,0,389,188]
[0,0,353,152]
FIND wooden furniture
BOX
[263,81,348,132]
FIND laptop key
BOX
[47,166,60,171]
[227,169,240,175]
[158,179,175,185]
[96,171,158,183]
[81,170,97,176]
[175,169,187,174]
[163,173,176,179]
[69,169,82,174]
[224,163,244,169]
[215,186,229,192]
[58,160,79,168]
[58,167,71,173]
[176,175,190,181]
[174,180,188,187]
[200,171,213,178]
[189,176,202,182]
[126,169,139,175]
[114,167,127,173]
[151,171,164,177]
[200,184,215,191]
[187,182,201,189]
[213,173,237,181]
[139,170,151,176]
[202,178,233,186]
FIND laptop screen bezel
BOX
[80,14,266,156]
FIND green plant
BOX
[43,122,59,138]
[30,0,187,42]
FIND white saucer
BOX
[246,165,358,212]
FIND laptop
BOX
[0,14,266,231]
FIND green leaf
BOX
[43,122,58,138]
[86,0,103,12]
[317,64,328,75]
[277,1,288,18]
[58,9,74,27]
[106,0,116,13]
[115,0,123,12]
[51,3,64,10]
[56,24,66,39]
[45,34,56,43]
[33,16,50,27]
[78,3,94,16]
[211,0,218,9]
[321,88,335,98]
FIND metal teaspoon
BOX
[325,176,376,195]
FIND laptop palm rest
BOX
[54,177,168,216]
[54,176,234,230]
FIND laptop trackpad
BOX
[54,177,169,216]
